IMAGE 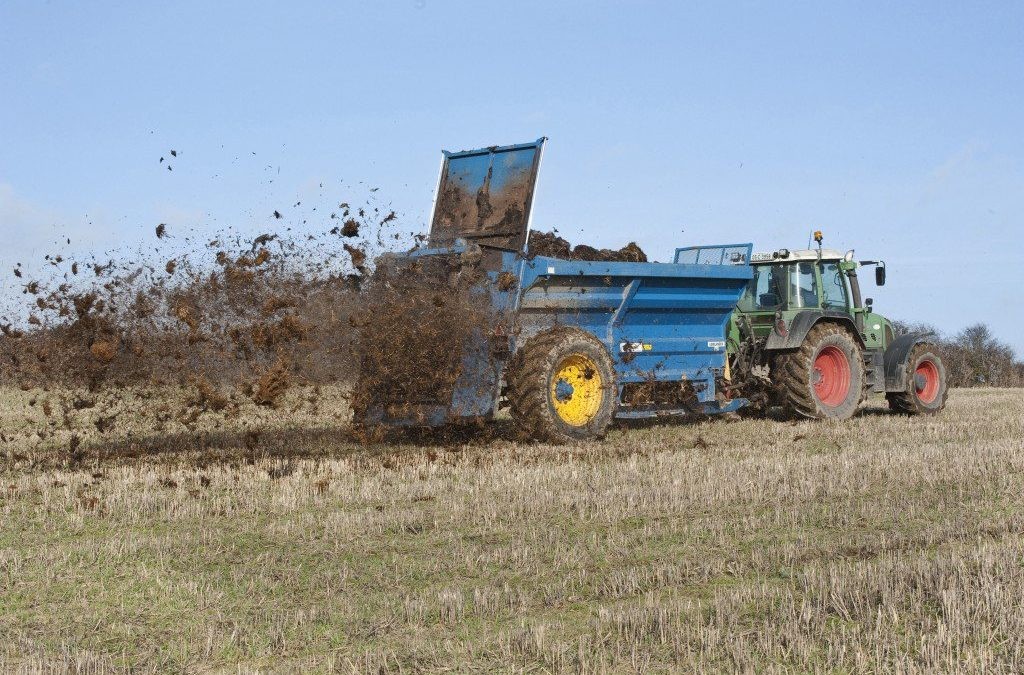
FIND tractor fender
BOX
[764,311,865,351]
[883,332,934,391]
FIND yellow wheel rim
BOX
[549,354,604,426]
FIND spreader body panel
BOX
[511,252,752,417]
[363,243,753,426]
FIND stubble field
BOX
[1,387,1023,673]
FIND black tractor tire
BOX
[886,343,948,415]
[772,322,864,420]
[506,328,617,443]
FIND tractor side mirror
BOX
[875,266,886,286]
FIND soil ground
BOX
[2,388,1023,672]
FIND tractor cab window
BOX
[819,261,849,310]
[739,265,786,311]
[790,262,818,308]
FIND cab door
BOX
[818,261,849,313]
[820,260,885,351]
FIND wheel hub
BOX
[812,345,852,408]
[914,358,941,404]
[549,354,603,427]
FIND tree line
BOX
[893,321,1024,388]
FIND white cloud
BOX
[0,183,69,263]
[0,184,115,291]
[0,183,118,261]
[927,140,986,185]
[0,183,60,234]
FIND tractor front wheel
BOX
[773,323,864,420]
[886,344,948,415]
[506,328,617,443]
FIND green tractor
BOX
[725,232,948,419]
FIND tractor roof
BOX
[750,248,845,263]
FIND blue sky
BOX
[2,1,1022,352]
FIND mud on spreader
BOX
[354,139,753,442]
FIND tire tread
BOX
[772,322,863,420]
[506,328,616,442]
[886,343,948,415]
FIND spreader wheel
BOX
[772,323,864,420]
[887,344,948,415]
[506,328,617,443]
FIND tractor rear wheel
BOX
[772,323,864,420]
[886,344,948,415]
[506,328,617,443]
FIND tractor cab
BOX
[735,246,893,352]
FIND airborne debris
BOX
[343,243,366,272]
[496,271,517,291]
[252,357,291,407]
[252,233,277,249]
[348,247,500,440]
[89,339,118,363]
[341,219,360,237]
[191,375,229,411]
[0,181,651,454]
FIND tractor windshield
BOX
[819,261,850,310]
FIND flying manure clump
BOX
[0,194,409,454]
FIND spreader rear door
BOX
[429,138,546,252]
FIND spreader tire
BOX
[886,344,948,415]
[772,322,864,420]
[506,328,617,443]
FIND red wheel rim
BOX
[812,345,851,408]
[915,359,941,404]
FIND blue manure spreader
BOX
[358,138,753,442]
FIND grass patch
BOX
[2,388,1023,671]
